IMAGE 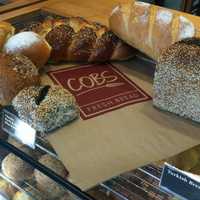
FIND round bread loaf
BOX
[12,85,79,133]
[35,154,69,199]
[0,22,15,50]
[153,38,200,122]
[0,53,40,106]
[1,152,34,182]
[3,32,51,69]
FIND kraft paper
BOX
[41,59,200,190]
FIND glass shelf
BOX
[0,140,95,200]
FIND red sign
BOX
[48,63,151,120]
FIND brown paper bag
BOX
[41,59,200,190]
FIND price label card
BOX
[0,106,36,149]
[160,163,200,200]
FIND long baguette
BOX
[109,0,200,61]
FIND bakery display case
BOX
[0,139,96,200]
[1,0,200,199]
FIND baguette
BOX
[109,1,200,61]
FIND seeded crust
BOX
[1,153,34,182]
[35,154,69,199]
[0,53,40,106]
[153,38,200,122]
[68,27,97,61]
[45,24,74,62]
[12,85,79,133]
[89,31,119,62]
[21,16,134,62]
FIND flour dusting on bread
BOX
[156,10,173,24]
[179,16,195,39]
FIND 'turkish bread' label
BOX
[48,63,151,120]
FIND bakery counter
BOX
[1,0,200,199]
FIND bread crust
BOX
[109,1,200,61]
[22,17,134,62]
[4,32,51,69]
[35,154,69,199]
[0,54,40,106]
[153,38,200,122]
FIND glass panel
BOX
[0,142,93,200]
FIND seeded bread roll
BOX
[0,53,40,106]
[3,32,51,69]
[35,154,69,199]
[12,85,79,133]
[1,152,34,182]
[153,38,200,122]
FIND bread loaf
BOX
[153,38,200,123]
[0,53,40,106]
[0,22,15,50]
[109,1,200,61]
[4,31,51,69]
[35,154,69,199]
[12,85,79,133]
[21,16,134,62]
[2,152,34,182]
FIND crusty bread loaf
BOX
[153,38,200,123]
[0,22,15,50]
[0,53,40,106]
[12,85,79,133]
[4,31,51,69]
[21,16,135,62]
[109,1,200,61]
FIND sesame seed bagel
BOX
[153,37,200,122]
[12,85,79,133]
